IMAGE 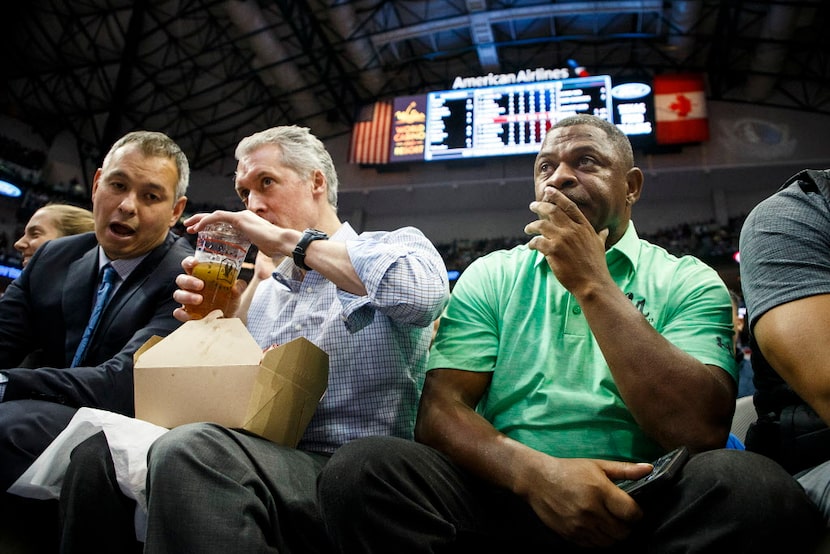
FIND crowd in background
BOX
[0,135,743,276]
[437,216,744,276]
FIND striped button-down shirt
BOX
[246,222,449,454]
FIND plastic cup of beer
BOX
[185,222,251,319]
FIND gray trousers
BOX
[143,423,332,553]
[799,460,830,525]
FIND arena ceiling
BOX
[1,0,828,181]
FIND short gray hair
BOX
[235,125,339,209]
[102,131,190,200]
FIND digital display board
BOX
[610,79,655,149]
[390,96,427,163]
[352,72,665,165]
[424,75,613,161]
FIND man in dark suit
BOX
[0,130,193,551]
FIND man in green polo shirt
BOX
[317,114,822,553]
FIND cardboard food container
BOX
[133,315,328,447]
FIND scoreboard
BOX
[369,73,661,165]
[424,75,613,161]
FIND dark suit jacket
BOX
[0,230,193,416]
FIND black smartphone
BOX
[616,446,690,500]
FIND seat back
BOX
[731,395,756,443]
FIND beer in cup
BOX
[185,222,251,319]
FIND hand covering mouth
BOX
[109,222,136,237]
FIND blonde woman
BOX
[14,203,94,267]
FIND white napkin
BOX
[8,407,168,540]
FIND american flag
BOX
[348,101,393,164]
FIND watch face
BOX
[301,229,328,242]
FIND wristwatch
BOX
[292,228,329,270]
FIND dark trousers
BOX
[0,494,59,553]
[60,431,143,553]
[318,436,825,554]
[0,399,77,490]
[0,399,76,553]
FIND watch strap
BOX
[292,228,329,270]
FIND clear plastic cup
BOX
[184,222,251,319]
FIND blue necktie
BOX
[71,265,118,367]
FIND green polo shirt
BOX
[428,222,736,463]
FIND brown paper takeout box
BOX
[134,315,329,447]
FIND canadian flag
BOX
[653,74,709,144]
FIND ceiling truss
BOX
[1,0,827,183]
